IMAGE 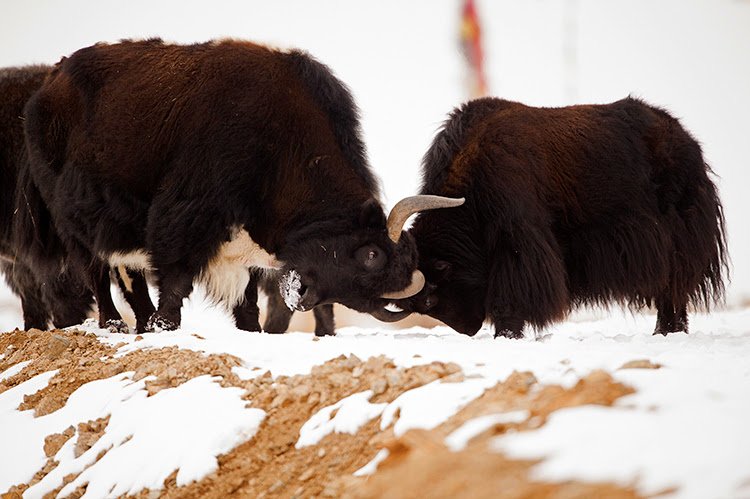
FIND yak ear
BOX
[358,198,386,229]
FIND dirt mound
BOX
[1,328,641,498]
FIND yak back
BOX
[24,39,379,252]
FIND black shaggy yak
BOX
[1,65,155,332]
[24,39,461,333]
[0,65,93,329]
[372,97,728,337]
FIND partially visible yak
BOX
[0,65,93,329]
[1,65,156,331]
[24,39,461,333]
[373,97,728,337]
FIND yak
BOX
[1,64,155,332]
[24,39,462,333]
[372,97,728,338]
[0,64,92,329]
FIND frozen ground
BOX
[1,278,749,498]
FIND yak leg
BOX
[17,276,50,330]
[260,272,294,334]
[113,267,156,334]
[146,193,229,333]
[492,315,525,339]
[654,298,688,335]
[263,286,293,334]
[148,265,193,332]
[47,269,93,329]
[3,262,50,330]
[233,271,262,332]
[90,263,128,333]
[22,293,50,330]
[486,221,568,340]
[313,304,335,337]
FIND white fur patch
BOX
[107,250,152,270]
[103,229,279,309]
[199,228,281,308]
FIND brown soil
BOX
[1,328,646,498]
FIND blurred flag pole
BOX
[460,0,488,99]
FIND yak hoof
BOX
[653,327,688,336]
[105,319,130,335]
[146,314,179,333]
[314,328,335,337]
[235,319,262,333]
[494,329,524,339]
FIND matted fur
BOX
[23,39,419,332]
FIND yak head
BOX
[370,257,486,336]
[276,195,464,315]
[368,205,487,336]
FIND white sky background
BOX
[1,0,748,302]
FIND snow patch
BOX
[4,374,265,498]
[380,379,492,437]
[445,410,529,451]
[296,390,386,448]
[0,359,32,381]
[353,448,390,477]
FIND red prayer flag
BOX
[460,0,488,98]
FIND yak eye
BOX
[308,155,328,168]
[355,244,386,271]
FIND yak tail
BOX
[11,164,68,276]
[674,163,729,310]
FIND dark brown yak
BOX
[1,64,156,332]
[24,39,461,333]
[373,97,728,338]
[0,65,92,329]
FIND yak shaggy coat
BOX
[23,39,425,332]
[383,97,728,337]
[0,65,94,329]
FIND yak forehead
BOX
[283,231,383,273]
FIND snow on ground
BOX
[2,293,750,497]
[70,305,750,498]
[0,370,265,498]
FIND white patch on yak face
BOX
[279,270,303,311]
[198,228,282,308]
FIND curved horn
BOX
[381,270,425,299]
[386,195,465,243]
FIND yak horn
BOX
[381,270,425,299]
[386,195,465,243]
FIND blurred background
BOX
[1,0,748,332]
